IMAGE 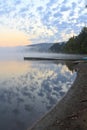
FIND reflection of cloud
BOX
[24,104,33,112]
[0,61,76,130]
[15,120,25,130]
[61,65,71,73]
[13,108,20,115]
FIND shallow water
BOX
[0,47,77,130]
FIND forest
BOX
[64,27,87,54]
[50,27,87,54]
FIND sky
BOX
[0,0,87,46]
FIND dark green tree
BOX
[64,27,87,54]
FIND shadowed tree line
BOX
[64,27,87,54]
[50,27,87,54]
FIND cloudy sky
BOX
[0,0,87,46]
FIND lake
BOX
[0,47,78,130]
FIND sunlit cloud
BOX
[61,31,77,42]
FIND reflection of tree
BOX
[52,60,75,72]
[64,61,76,72]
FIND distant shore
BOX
[28,63,87,130]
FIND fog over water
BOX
[0,46,77,130]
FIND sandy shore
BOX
[28,63,87,130]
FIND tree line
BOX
[64,27,87,54]
[50,27,87,54]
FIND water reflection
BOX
[0,60,76,130]
[0,61,31,79]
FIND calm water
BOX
[0,47,77,130]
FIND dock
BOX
[24,57,85,61]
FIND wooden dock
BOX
[24,57,84,61]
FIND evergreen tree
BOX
[64,27,87,54]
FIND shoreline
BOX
[28,63,87,130]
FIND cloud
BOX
[37,6,43,11]
[0,0,86,45]
[60,6,71,12]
